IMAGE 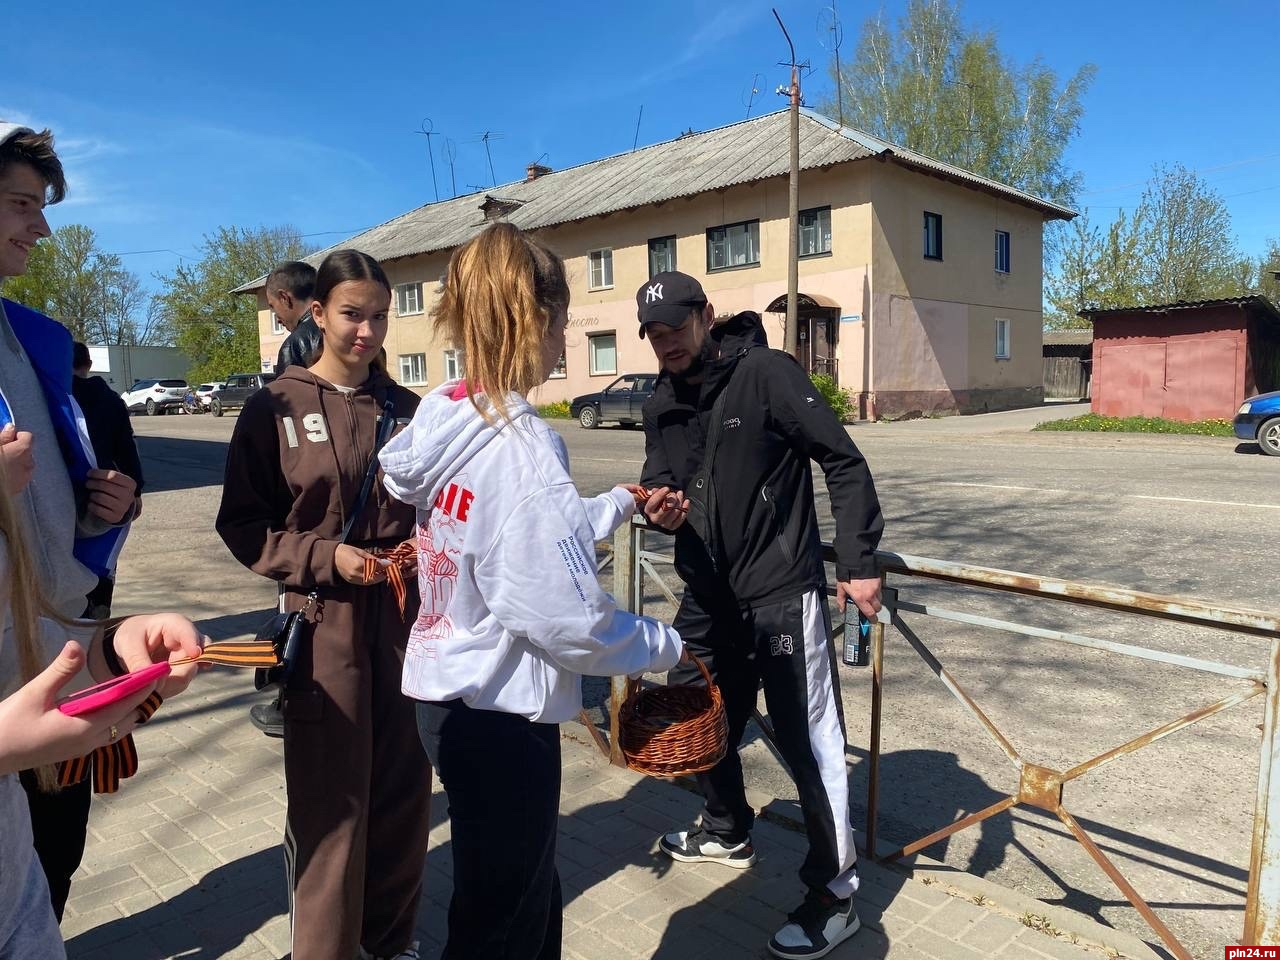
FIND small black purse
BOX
[253,398,398,692]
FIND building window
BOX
[995,230,1010,273]
[995,318,1010,360]
[549,353,567,379]
[648,236,677,277]
[798,207,832,257]
[443,349,464,381]
[270,311,285,335]
[398,353,427,385]
[588,248,614,290]
[588,333,617,376]
[706,220,760,271]
[396,282,423,316]
[923,212,943,260]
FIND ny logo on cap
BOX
[645,283,664,303]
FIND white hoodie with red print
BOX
[379,381,682,723]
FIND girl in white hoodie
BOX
[380,222,683,959]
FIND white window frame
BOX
[443,348,464,381]
[706,220,761,271]
[648,236,677,277]
[588,248,614,291]
[398,353,427,386]
[924,211,943,260]
[995,318,1011,360]
[995,230,1011,273]
[588,332,618,377]
[549,353,567,379]
[396,282,423,316]
[798,207,832,257]
[270,311,286,335]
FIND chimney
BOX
[526,162,552,182]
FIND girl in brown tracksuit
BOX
[216,249,431,960]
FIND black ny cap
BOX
[636,272,707,338]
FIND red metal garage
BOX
[1081,297,1280,421]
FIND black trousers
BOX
[668,587,859,898]
[18,771,92,921]
[417,700,562,960]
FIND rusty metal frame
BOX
[579,518,1280,955]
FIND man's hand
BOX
[335,544,386,586]
[835,578,881,619]
[108,613,206,700]
[85,469,138,523]
[618,482,650,506]
[643,486,689,531]
[0,423,34,495]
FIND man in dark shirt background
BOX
[72,341,143,618]
[268,260,319,373]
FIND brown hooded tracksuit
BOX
[216,367,431,960]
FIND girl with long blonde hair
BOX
[379,222,684,959]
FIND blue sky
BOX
[4,0,1277,289]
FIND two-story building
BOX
[238,108,1074,418]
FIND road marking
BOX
[941,481,1073,495]
[577,456,645,465]
[942,481,1280,511]
[1132,494,1280,510]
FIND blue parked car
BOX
[1234,390,1280,457]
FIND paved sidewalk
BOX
[58,671,1139,960]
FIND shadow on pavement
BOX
[66,847,286,959]
[136,435,229,493]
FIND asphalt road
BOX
[122,404,1279,959]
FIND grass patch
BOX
[1032,414,1233,437]
[537,400,572,419]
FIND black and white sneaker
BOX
[767,890,861,959]
[658,827,756,869]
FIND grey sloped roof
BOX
[1043,329,1094,345]
[1080,296,1280,323]
[234,108,1074,293]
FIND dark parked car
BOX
[570,374,658,429]
[1234,390,1280,456]
[211,373,275,416]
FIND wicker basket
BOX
[618,654,728,778]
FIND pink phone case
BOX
[57,662,171,717]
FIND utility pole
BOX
[774,8,805,358]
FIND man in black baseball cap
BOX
[636,271,714,377]
[635,270,883,959]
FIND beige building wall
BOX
[868,162,1046,415]
[253,160,1051,418]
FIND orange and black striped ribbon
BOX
[57,691,163,794]
[56,641,279,794]
[364,540,418,620]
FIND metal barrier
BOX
[584,517,1280,957]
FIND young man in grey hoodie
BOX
[0,121,140,920]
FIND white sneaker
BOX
[768,892,861,959]
[658,826,757,868]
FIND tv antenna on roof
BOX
[817,3,845,126]
[444,139,458,198]
[469,131,505,187]
[742,73,762,120]
[414,118,442,202]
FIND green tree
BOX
[820,0,1096,205]
[1255,238,1280,303]
[1045,164,1246,325]
[1135,163,1239,303]
[0,224,168,345]
[156,225,309,383]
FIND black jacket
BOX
[71,374,144,493]
[641,311,883,606]
[275,312,322,374]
